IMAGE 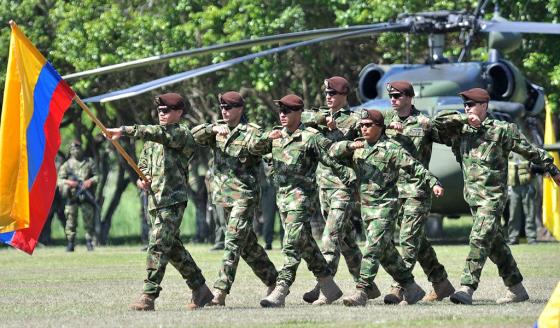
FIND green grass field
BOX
[1,241,558,327]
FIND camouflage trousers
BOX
[357,207,414,292]
[319,188,362,281]
[277,210,331,287]
[508,184,537,243]
[397,196,448,283]
[64,202,95,243]
[214,202,278,293]
[461,205,523,290]
[144,203,206,297]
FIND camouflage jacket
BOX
[57,157,98,199]
[508,152,533,186]
[192,120,263,207]
[329,135,439,221]
[123,120,196,211]
[302,106,360,189]
[384,106,440,199]
[247,123,355,213]
[433,111,560,209]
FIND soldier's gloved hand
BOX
[433,185,444,197]
[82,179,93,189]
[268,130,282,140]
[467,114,482,128]
[212,125,229,136]
[326,116,337,131]
[136,176,152,191]
[348,141,364,150]
[104,128,123,140]
[388,122,403,133]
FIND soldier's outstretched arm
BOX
[328,140,356,159]
[314,134,356,186]
[432,110,467,143]
[107,123,190,149]
[247,129,275,156]
[508,124,560,184]
[191,123,220,147]
[397,148,442,194]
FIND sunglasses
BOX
[277,104,301,114]
[157,106,173,114]
[463,101,478,108]
[359,122,375,128]
[220,103,243,110]
[389,93,403,99]
[325,90,339,97]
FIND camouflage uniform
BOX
[384,107,448,283]
[302,106,363,281]
[192,120,277,293]
[123,120,206,297]
[248,123,355,287]
[507,152,537,244]
[57,155,98,245]
[329,135,439,294]
[433,111,560,290]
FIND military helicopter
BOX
[64,1,560,235]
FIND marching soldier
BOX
[433,88,560,305]
[300,76,364,305]
[383,81,455,303]
[57,140,98,252]
[249,94,354,308]
[192,91,278,306]
[330,109,441,306]
[106,92,213,311]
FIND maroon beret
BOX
[324,76,350,94]
[459,88,490,103]
[360,109,385,127]
[219,91,245,107]
[274,94,304,109]
[156,93,185,110]
[386,80,415,97]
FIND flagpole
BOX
[73,96,150,183]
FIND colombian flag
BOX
[0,21,75,254]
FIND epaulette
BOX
[247,122,262,130]
[304,126,320,134]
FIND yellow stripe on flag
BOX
[0,23,46,232]
[543,102,560,240]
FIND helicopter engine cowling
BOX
[358,64,384,102]
[485,61,514,101]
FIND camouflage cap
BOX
[386,80,415,97]
[360,109,385,127]
[274,94,304,110]
[219,91,245,107]
[155,93,185,110]
[459,88,490,103]
[324,76,350,94]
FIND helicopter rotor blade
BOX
[480,20,560,34]
[64,24,394,80]
[82,22,410,103]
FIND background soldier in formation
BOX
[507,152,538,245]
[249,94,354,307]
[433,88,560,305]
[57,140,98,252]
[301,76,363,305]
[330,109,442,306]
[106,92,213,311]
[383,81,455,303]
[192,91,278,306]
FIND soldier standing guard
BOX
[192,91,278,306]
[507,152,538,245]
[300,76,365,305]
[383,81,455,303]
[57,140,98,252]
[248,94,354,308]
[330,109,441,306]
[433,88,560,305]
[106,93,213,311]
